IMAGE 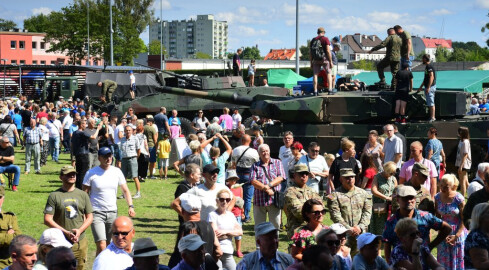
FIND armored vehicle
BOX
[84,71,289,134]
[159,86,489,170]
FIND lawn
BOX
[7,146,322,268]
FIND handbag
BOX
[372,202,387,214]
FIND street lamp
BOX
[87,0,90,65]
[160,0,165,70]
[295,0,299,74]
[1,59,7,101]
[109,0,114,66]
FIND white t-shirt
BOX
[455,139,472,169]
[92,242,133,270]
[184,183,233,221]
[232,113,242,130]
[207,210,239,254]
[279,146,293,178]
[114,124,124,144]
[192,117,209,130]
[39,125,50,141]
[298,155,329,193]
[47,120,62,138]
[231,145,259,169]
[107,125,115,145]
[83,166,126,212]
[468,179,484,198]
[130,74,135,84]
[62,115,73,130]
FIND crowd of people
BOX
[0,95,488,270]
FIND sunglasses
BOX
[311,150,320,153]
[51,259,77,268]
[218,198,231,203]
[298,172,309,176]
[326,240,341,247]
[311,209,327,216]
[113,228,133,237]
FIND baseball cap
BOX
[397,185,417,197]
[412,162,429,177]
[255,222,277,237]
[357,233,382,250]
[203,164,219,174]
[98,147,112,156]
[330,223,351,235]
[39,228,73,248]
[60,165,76,175]
[293,164,309,173]
[178,234,206,252]
[101,112,109,117]
[332,36,340,42]
[130,238,165,258]
[340,168,356,177]
[180,193,201,214]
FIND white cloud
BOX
[430,9,452,16]
[367,11,408,22]
[475,0,489,9]
[152,0,171,12]
[237,26,268,37]
[253,38,282,46]
[215,7,267,25]
[283,3,336,26]
[31,7,52,16]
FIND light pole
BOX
[87,0,90,65]
[160,0,165,70]
[109,0,114,66]
[1,59,7,101]
[295,0,299,74]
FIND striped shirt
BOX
[250,158,285,206]
[23,126,41,144]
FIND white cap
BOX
[330,223,351,235]
[178,234,206,252]
[180,193,201,214]
[39,228,73,248]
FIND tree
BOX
[352,59,375,71]
[435,47,451,62]
[23,14,51,32]
[336,52,343,60]
[299,40,311,60]
[0,19,16,30]
[481,12,489,46]
[148,39,167,55]
[242,46,262,60]
[196,52,212,59]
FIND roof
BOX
[264,49,297,60]
[341,34,384,54]
[353,70,489,93]
[411,61,487,72]
[421,38,452,49]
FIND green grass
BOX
[7,146,312,268]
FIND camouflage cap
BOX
[340,168,356,177]
[0,186,4,197]
[293,164,309,173]
[412,162,429,177]
[60,165,76,175]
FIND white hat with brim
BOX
[330,223,351,235]
[130,238,165,257]
[39,228,73,248]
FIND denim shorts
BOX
[149,147,157,163]
[113,144,121,161]
[425,85,436,107]
[234,216,242,240]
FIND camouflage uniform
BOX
[371,34,402,86]
[398,30,414,59]
[392,183,434,214]
[283,182,322,239]
[102,79,118,101]
[326,186,372,255]
[0,211,21,268]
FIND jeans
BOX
[0,164,21,186]
[62,130,71,151]
[25,143,40,172]
[237,168,254,221]
[49,136,60,162]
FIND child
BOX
[248,59,256,87]
[156,134,171,179]
[129,70,136,99]
[324,153,335,168]
[225,170,244,258]
[170,118,181,140]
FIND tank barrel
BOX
[159,86,253,106]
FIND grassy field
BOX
[7,146,323,268]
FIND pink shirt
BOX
[219,114,233,131]
[399,158,438,192]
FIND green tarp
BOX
[353,70,489,93]
[267,69,307,89]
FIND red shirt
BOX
[363,168,377,189]
[36,111,48,120]
[231,186,243,217]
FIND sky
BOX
[1,0,489,56]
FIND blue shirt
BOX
[154,113,169,134]
[383,209,442,249]
[424,138,443,166]
[171,260,202,270]
[352,254,389,270]
[169,116,181,126]
[13,114,22,130]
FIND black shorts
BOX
[394,89,409,102]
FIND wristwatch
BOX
[129,205,134,208]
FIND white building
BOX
[340,33,385,63]
[412,36,453,62]
[149,15,228,59]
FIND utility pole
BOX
[87,0,90,65]
[110,0,114,66]
[295,0,299,74]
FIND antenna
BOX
[439,17,445,39]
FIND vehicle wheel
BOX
[242,117,254,128]
[180,117,195,136]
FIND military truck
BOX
[159,86,489,171]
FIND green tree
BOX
[23,14,51,32]
[0,19,16,30]
[448,48,468,61]
[242,46,262,60]
[336,52,343,60]
[435,47,451,62]
[196,52,212,59]
[352,59,375,71]
[299,40,311,60]
[481,12,489,46]
[148,39,167,55]
[415,50,426,61]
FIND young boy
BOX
[225,170,244,258]
[156,133,171,179]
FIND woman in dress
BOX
[251,125,264,150]
[391,218,444,270]
[362,130,383,171]
[425,127,446,177]
[208,189,243,270]
[455,126,471,196]
[435,173,467,270]
[192,110,209,132]
[464,203,489,269]
[289,199,329,261]
[369,161,397,235]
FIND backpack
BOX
[310,37,325,61]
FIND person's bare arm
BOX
[426,149,433,160]
[409,77,413,92]
[361,176,369,189]
[428,221,452,250]
[171,197,183,217]
[407,38,412,60]
[70,213,93,243]
[120,183,135,217]
[44,214,71,236]
[216,133,232,155]
[384,242,392,264]
[173,158,185,176]
[82,185,90,194]
[326,45,333,67]
[429,177,436,198]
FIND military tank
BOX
[99,71,289,134]
[158,86,489,170]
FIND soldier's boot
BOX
[375,78,386,86]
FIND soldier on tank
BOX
[97,79,118,103]
[326,168,372,257]
[0,186,22,268]
[368,28,402,90]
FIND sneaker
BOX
[35,171,41,174]
[139,178,146,183]
[117,194,125,199]
[243,217,252,223]
[12,185,17,192]
[133,192,141,199]
[401,118,407,125]
[236,251,244,258]
[429,118,436,123]
[148,176,157,180]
